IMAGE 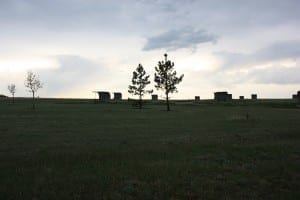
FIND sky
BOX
[0,0,300,99]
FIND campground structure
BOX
[292,91,300,102]
[214,92,232,102]
[94,91,123,102]
[92,90,300,103]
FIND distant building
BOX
[214,92,232,102]
[195,96,200,101]
[251,94,257,100]
[152,94,158,101]
[292,91,300,102]
[292,94,297,100]
[97,91,110,102]
[114,92,122,101]
[239,96,244,100]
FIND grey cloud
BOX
[254,41,300,61]
[212,65,300,86]
[215,40,300,70]
[248,66,300,84]
[1,0,299,37]
[136,0,300,35]
[185,65,300,89]
[143,27,218,51]
[37,55,109,95]
[189,0,300,29]
[0,0,128,31]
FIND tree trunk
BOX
[12,94,14,104]
[32,91,35,109]
[139,93,142,109]
[166,92,170,111]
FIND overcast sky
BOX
[1,0,300,99]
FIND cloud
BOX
[254,41,300,61]
[182,65,300,92]
[143,27,218,51]
[37,55,110,96]
[183,40,300,86]
[248,65,300,84]
[0,0,130,32]
[200,65,300,86]
[215,40,300,70]
[1,0,300,35]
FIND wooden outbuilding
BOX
[152,94,158,101]
[214,92,232,102]
[97,91,110,102]
[251,94,257,100]
[292,91,300,102]
[114,92,122,101]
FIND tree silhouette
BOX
[154,53,184,111]
[128,64,153,109]
[24,71,43,109]
[7,84,16,104]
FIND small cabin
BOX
[97,91,110,102]
[152,94,158,101]
[214,92,232,102]
[195,96,200,102]
[251,94,257,100]
[292,94,297,100]
[239,96,244,100]
[292,91,300,102]
[114,92,122,101]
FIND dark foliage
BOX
[154,54,184,111]
[128,64,153,109]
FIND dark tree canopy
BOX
[154,53,184,111]
[128,64,153,109]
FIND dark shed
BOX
[152,94,158,101]
[114,92,122,101]
[97,91,110,102]
[214,92,231,102]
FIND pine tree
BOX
[154,54,184,111]
[128,64,153,109]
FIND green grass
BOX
[0,98,299,199]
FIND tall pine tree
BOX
[154,54,184,111]
[128,64,153,109]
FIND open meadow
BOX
[0,98,299,199]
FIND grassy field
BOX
[0,98,299,199]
